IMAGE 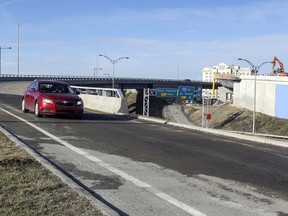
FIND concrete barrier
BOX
[71,86,129,114]
[79,94,129,114]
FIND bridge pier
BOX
[126,89,171,118]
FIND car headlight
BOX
[42,97,53,104]
[76,99,83,106]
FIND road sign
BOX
[178,86,195,101]
[195,86,202,102]
[156,88,178,97]
[207,114,212,120]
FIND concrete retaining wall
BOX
[234,76,288,119]
[218,86,233,102]
[79,94,129,114]
[275,85,288,119]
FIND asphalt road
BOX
[0,89,288,215]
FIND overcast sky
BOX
[1,0,288,79]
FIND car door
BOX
[25,81,37,110]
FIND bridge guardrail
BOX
[71,86,124,99]
[0,74,209,83]
[71,86,128,114]
[0,74,218,91]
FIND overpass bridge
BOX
[0,74,223,117]
[0,74,221,90]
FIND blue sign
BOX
[156,88,178,97]
[196,87,202,102]
[178,86,195,101]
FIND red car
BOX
[22,80,84,118]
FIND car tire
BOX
[34,101,42,117]
[21,98,29,113]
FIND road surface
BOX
[0,82,287,216]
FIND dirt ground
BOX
[183,102,288,136]
[126,92,288,136]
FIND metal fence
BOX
[71,85,124,99]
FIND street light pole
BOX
[17,20,30,76]
[0,47,12,76]
[238,58,273,135]
[94,67,102,78]
[99,54,129,88]
[94,42,103,78]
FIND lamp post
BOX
[99,54,129,89]
[17,20,30,76]
[94,42,103,78]
[94,67,102,78]
[0,47,12,76]
[238,58,273,135]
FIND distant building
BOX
[202,62,252,98]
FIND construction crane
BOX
[271,56,288,76]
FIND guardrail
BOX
[231,130,288,141]
[0,74,217,91]
[71,86,128,114]
[0,74,94,78]
[0,74,207,83]
[71,85,124,99]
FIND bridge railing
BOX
[0,74,207,83]
[0,74,93,78]
[71,85,124,99]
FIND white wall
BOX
[234,76,288,117]
[79,94,129,114]
[218,87,233,102]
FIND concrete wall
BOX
[234,76,288,119]
[218,86,233,102]
[275,85,288,119]
[79,94,129,114]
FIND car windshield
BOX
[39,83,73,94]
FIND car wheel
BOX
[34,101,42,117]
[21,98,28,113]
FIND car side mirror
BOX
[29,88,36,92]
[76,90,80,95]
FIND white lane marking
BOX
[0,107,206,216]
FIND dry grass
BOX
[0,132,103,216]
[185,103,288,136]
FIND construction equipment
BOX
[271,56,288,76]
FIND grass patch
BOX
[0,131,103,216]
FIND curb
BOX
[137,115,288,148]
[0,125,121,216]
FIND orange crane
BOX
[271,56,288,76]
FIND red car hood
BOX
[41,93,81,101]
